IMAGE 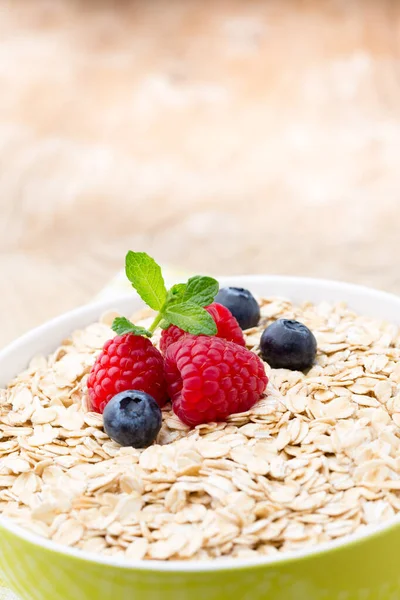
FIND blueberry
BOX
[260,319,317,371]
[215,287,260,330]
[103,390,162,448]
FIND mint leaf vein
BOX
[182,276,219,307]
[125,251,167,311]
[165,302,218,335]
[112,317,152,337]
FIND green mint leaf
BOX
[170,283,187,296]
[167,283,187,305]
[182,276,219,307]
[112,317,152,338]
[165,302,217,335]
[125,251,167,311]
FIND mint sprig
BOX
[166,283,188,306]
[125,251,167,311]
[165,302,217,335]
[182,276,219,307]
[112,317,152,338]
[112,251,219,338]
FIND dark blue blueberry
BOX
[103,390,162,448]
[215,286,260,330]
[260,319,317,371]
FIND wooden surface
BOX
[1,0,400,348]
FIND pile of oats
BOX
[1,298,400,562]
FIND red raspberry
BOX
[88,334,168,413]
[160,302,245,354]
[160,324,185,355]
[164,336,268,426]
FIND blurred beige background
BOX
[1,0,400,347]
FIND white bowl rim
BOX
[2,274,400,573]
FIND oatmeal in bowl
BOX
[1,259,400,600]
